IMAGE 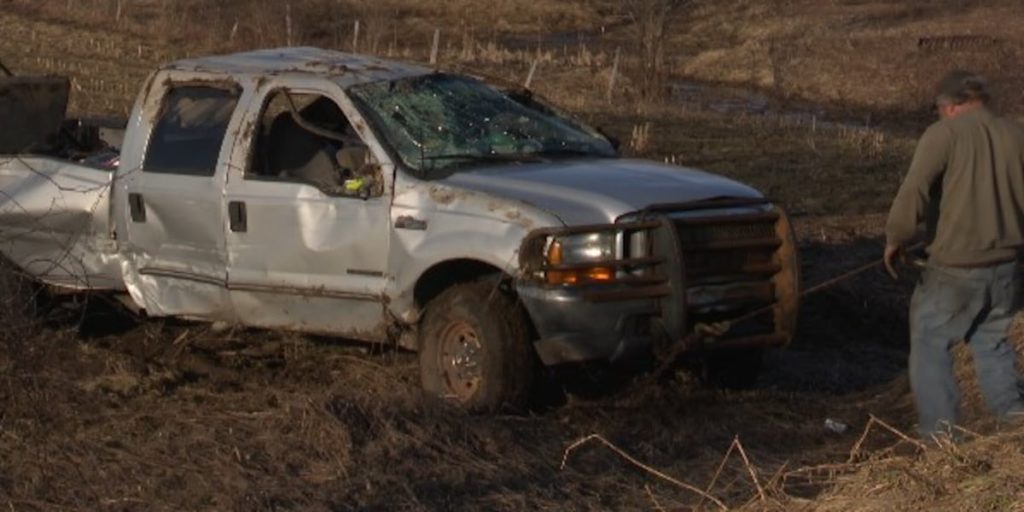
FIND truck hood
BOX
[440,158,764,225]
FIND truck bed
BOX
[0,155,123,291]
[0,74,127,291]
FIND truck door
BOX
[221,79,392,340]
[120,80,245,319]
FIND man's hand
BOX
[884,244,903,280]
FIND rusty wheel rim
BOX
[438,320,483,402]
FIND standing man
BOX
[885,70,1024,437]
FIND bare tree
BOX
[624,0,688,101]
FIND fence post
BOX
[393,21,398,56]
[352,20,360,52]
[607,47,620,103]
[524,59,539,89]
[430,28,440,65]
[286,3,293,47]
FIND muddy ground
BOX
[0,219,920,511]
[2,1,1024,510]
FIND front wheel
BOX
[418,280,535,412]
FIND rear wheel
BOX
[418,280,535,412]
[704,348,764,390]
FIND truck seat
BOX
[266,111,341,191]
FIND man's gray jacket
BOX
[887,107,1024,266]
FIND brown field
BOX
[3,0,1024,510]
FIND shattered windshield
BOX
[347,74,616,175]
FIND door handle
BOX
[228,201,247,233]
[128,193,146,222]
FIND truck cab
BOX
[0,48,799,410]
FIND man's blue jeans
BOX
[910,261,1024,436]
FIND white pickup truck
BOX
[0,48,799,410]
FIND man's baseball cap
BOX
[936,70,990,104]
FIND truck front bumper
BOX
[517,282,665,365]
[516,199,801,367]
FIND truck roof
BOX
[166,47,432,87]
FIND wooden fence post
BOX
[430,28,440,65]
[286,3,293,47]
[607,47,620,103]
[524,59,539,89]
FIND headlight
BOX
[550,232,616,264]
[544,232,617,285]
[520,221,659,287]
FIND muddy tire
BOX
[418,280,535,412]
[704,348,764,390]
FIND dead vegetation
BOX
[5,0,1024,120]
[3,0,1024,510]
[0,258,43,343]
[5,217,1009,511]
[3,228,1022,510]
[621,0,689,100]
[674,0,1024,115]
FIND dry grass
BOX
[0,0,622,116]
[4,1,1024,509]
[0,258,44,344]
[0,219,928,511]
[1,199,1022,511]
[5,0,1024,119]
[555,320,1024,512]
[673,0,1024,115]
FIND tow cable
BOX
[650,242,925,381]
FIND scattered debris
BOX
[825,418,849,434]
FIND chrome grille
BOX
[674,213,782,335]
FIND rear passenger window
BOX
[143,85,239,176]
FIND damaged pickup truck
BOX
[0,48,799,410]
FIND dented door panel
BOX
[118,74,250,319]
[223,182,390,294]
[220,75,393,338]
[123,171,233,318]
